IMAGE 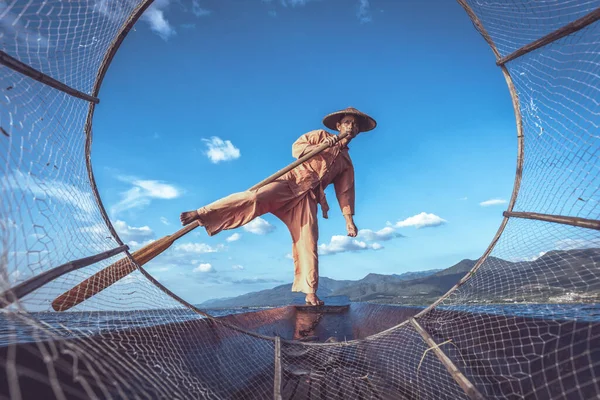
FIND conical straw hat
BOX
[322,107,377,132]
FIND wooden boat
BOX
[1,302,598,399]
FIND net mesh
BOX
[0,0,141,95]
[280,325,469,400]
[1,0,600,399]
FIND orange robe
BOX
[196,129,355,293]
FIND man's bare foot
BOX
[180,210,201,226]
[305,293,324,306]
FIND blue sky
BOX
[90,0,518,304]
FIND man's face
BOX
[336,115,360,142]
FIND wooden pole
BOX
[0,245,128,308]
[503,211,600,230]
[51,133,347,311]
[249,131,349,190]
[273,336,283,400]
[51,222,200,311]
[497,8,600,66]
[0,51,100,104]
[410,318,485,400]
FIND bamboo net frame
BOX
[0,1,599,399]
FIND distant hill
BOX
[199,248,600,308]
[199,277,356,308]
[331,260,477,304]
[200,268,443,308]
[393,269,443,280]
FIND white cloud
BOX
[319,235,383,256]
[149,266,171,273]
[78,222,107,236]
[113,220,155,244]
[357,0,372,23]
[146,241,222,273]
[479,199,507,207]
[230,277,282,284]
[175,242,221,254]
[141,0,176,40]
[160,217,170,225]
[509,238,600,262]
[555,238,600,251]
[134,180,180,198]
[511,251,548,262]
[280,0,316,6]
[93,0,126,23]
[202,137,241,163]
[113,273,142,286]
[394,212,447,229]
[192,0,211,16]
[0,218,17,231]
[243,217,275,235]
[285,253,293,260]
[193,263,215,273]
[111,177,181,216]
[459,197,468,201]
[357,226,403,241]
[128,239,156,250]
[232,264,244,270]
[2,170,96,216]
[0,3,50,48]
[267,0,369,23]
[226,233,241,242]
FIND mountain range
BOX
[199,248,600,308]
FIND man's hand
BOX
[344,214,358,237]
[180,210,200,226]
[346,221,358,237]
[323,136,338,148]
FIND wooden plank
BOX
[52,222,200,311]
[0,51,99,103]
[410,319,485,400]
[360,375,384,400]
[503,211,600,230]
[249,132,350,191]
[350,376,366,400]
[274,336,282,400]
[0,245,129,308]
[294,305,349,313]
[497,8,600,66]
[281,376,300,399]
[291,378,311,400]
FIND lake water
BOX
[1,303,599,346]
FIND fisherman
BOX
[180,107,377,306]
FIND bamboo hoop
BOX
[416,0,525,319]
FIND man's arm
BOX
[333,164,357,237]
[344,214,358,237]
[292,130,335,159]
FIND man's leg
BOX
[181,180,295,236]
[274,195,322,305]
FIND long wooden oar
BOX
[51,132,349,311]
[51,222,199,311]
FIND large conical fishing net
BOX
[1,1,600,399]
